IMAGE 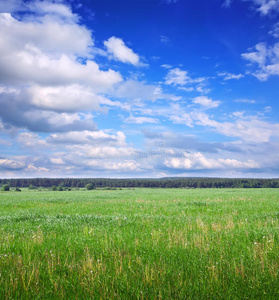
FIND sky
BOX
[0,0,279,178]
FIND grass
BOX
[0,188,279,299]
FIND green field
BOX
[0,188,279,299]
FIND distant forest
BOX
[1,177,279,189]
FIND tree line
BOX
[0,177,279,189]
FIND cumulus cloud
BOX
[165,68,193,86]
[28,85,102,112]
[242,42,279,80]
[169,113,195,127]
[0,31,122,87]
[46,147,144,175]
[0,91,98,132]
[0,6,122,86]
[0,5,123,132]
[1,129,144,176]
[104,36,141,66]
[0,1,125,136]
[164,152,259,170]
[164,68,207,92]
[0,0,278,178]
[0,157,26,170]
[87,160,140,171]
[0,12,89,58]
[17,132,47,148]
[242,43,267,67]
[192,96,221,109]
[47,130,126,147]
[0,0,159,177]
[85,146,136,159]
[50,157,65,165]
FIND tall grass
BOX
[0,188,278,299]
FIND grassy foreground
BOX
[0,188,278,299]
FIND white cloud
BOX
[242,43,267,67]
[125,115,159,124]
[194,112,279,143]
[0,13,122,88]
[251,0,279,15]
[169,114,194,127]
[178,87,195,92]
[87,160,140,171]
[27,0,77,21]
[46,147,144,174]
[196,83,211,94]
[0,1,126,136]
[98,97,131,111]
[0,90,98,132]
[1,0,278,178]
[0,157,25,170]
[47,130,126,147]
[86,146,136,159]
[269,22,279,37]
[28,85,101,112]
[0,12,90,57]
[193,96,221,109]
[164,68,207,93]
[164,152,259,170]
[104,36,141,66]
[50,157,65,165]
[165,68,192,86]
[26,111,97,133]
[161,64,172,69]
[223,0,279,15]
[17,132,47,148]
[0,44,122,88]
[111,80,166,102]
[242,42,279,80]
[9,128,145,175]
[218,72,244,80]
[166,102,279,144]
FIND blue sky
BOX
[0,0,279,178]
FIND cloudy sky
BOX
[0,0,279,178]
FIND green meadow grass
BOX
[0,188,278,299]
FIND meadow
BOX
[0,188,278,299]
